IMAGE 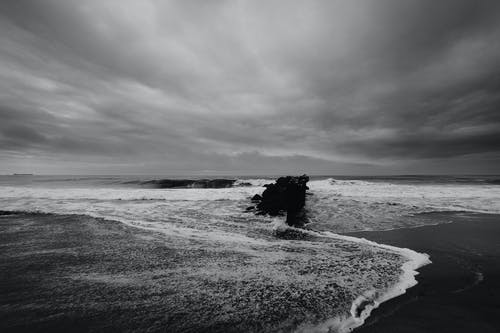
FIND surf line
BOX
[273,222,431,333]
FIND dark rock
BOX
[252,174,310,227]
[251,194,263,202]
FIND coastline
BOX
[349,212,500,332]
[0,212,406,332]
[288,225,430,333]
[2,211,499,332]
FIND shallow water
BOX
[349,212,500,333]
[0,175,498,331]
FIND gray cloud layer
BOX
[1,0,499,175]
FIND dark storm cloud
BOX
[1,0,500,174]
[340,130,500,159]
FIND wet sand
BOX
[3,211,497,332]
[0,212,404,333]
[349,212,500,333]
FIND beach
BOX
[0,212,408,332]
[2,0,500,330]
[3,212,498,333]
[1,176,499,332]
[351,212,500,332]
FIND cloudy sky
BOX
[1,0,499,175]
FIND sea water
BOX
[0,175,498,332]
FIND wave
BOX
[234,178,273,187]
[0,175,273,189]
[272,222,431,333]
[135,178,237,188]
[123,178,273,188]
[312,175,500,186]
[4,174,499,188]
[138,178,275,188]
[0,175,287,189]
[307,178,500,228]
[0,185,263,202]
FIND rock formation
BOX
[250,175,310,227]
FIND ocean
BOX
[1,175,499,332]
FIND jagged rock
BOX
[252,174,310,227]
[251,194,262,202]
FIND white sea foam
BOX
[1,177,495,332]
[305,178,500,232]
[277,224,431,333]
[234,178,272,187]
[0,185,262,201]
[2,178,498,229]
[327,232,430,333]
[308,178,500,214]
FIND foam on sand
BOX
[273,222,431,333]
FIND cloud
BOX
[0,0,499,174]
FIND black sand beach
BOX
[351,212,500,333]
[2,211,499,332]
[0,213,189,333]
[1,212,395,333]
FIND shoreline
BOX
[284,224,430,333]
[348,212,500,332]
[0,212,406,332]
[2,210,499,332]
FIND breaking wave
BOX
[126,177,273,188]
[306,177,500,232]
[128,178,237,188]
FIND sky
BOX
[1,0,500,175]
